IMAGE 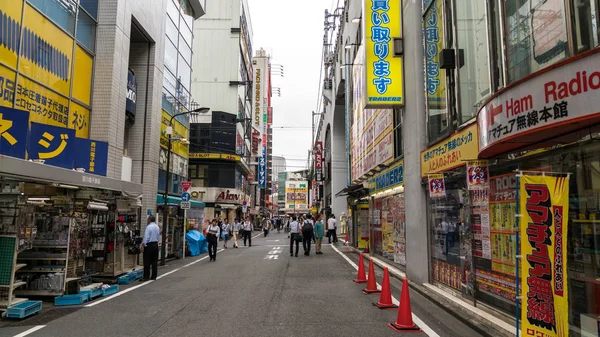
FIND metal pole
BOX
[161,134,172,266]
[515,171,521,337]
[182,208,187,260]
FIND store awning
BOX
[335,184,369,198]
[0,155,142,194]
[156,194,205,208]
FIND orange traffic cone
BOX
[362,259,381,294]
[373,267,398,309]
[389,278,421,332]
[353,253,367,283]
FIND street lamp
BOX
[161,106,210,266]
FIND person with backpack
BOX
[302,216,314,256]
[289,216,301,257]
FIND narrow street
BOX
[2,232,482,337]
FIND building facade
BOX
[189,0,254,222]
[323,0,600,335]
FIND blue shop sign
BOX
[28,122,75,169]
[73,138,108,176]
[369,160,404,194]
[0,107,29,159]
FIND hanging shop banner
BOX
[73,138,109,176]
[478,50,600,158]
[369,160,404,194]
[160,110,189,159]
[420,124,478,178]
[258,153,266,188]
[252,55,268,156]
[314,141,323,181]
[28,122,75,169]
[428,174,446,198]
[466,160,489,190]
[424,0,446,110]
[519,174,569,337]
[0,106,29,158]
[363,0,404,107]
[285,181,308,211]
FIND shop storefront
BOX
[156,195,204,258]
[0,155,142,304]
[368,160,406,268]
[189,187,242,226]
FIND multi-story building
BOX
[321,0,600,336]
[188,0,254,222]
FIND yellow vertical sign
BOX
[364,0,404,107]
[519,174,569,337]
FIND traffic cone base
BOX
[373,302,398,309]
[363,259,380,294]
[388,322,422,332]
[353,253,367,283]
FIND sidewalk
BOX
[340,244,515,337]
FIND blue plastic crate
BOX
[101,285,119,297]
[117,273,136,285]
[6,301,42,319]
[54,293,88,306]
[80,287,102,300]
[133,269,143,279]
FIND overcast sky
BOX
[248,0,333,172]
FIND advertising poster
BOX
[467,160,489,190]
[519,174,569,337]
[428,174,446,198]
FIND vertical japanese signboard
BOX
[519,174,569,337]
[466,160,489,190]
[252,55,267,156]
[363,0,404,107]
[424,0,446,110]
[428,174,446,198]
[314,141,323,181]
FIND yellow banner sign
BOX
[189,152,241,161]
[160,110,189,159]
[519,174,569,337]
[420,124,478,177]
[364,0,404,107]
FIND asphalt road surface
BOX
[1,231,483,337]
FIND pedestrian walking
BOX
[218,216,223,241]
[302,217,314,256]
[263,218,270,237]
[222,218,231,249]
[242,216,253,247]
[206,219,220,261]
[141,216,160,281]
[289,216,301,257]
[314,215,324,255]
[232,218,240,248]
[327,214,337,243]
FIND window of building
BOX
[163,68,177,97]
[180,24,193,49]
[167,0,179,26]
[490,0,505,90]
[179,35,192,64]
[456,0,491,124]
[79,0,98,19]
[569,0,600,54]
[28,0,77,35]
[177,53,191,91]
[424,0,449,142]
[166,16,178,45]
[76,10,96,52]
[505,0,568,83]
[165,39,178,74]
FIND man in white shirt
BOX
[141,216,160,281]
[289,216,301,257]
[327,214,337,244]
[242,216,253,247]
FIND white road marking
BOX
[86,249,225,308]
[12,325,46,337]
[264,246,282,259]
[330,245,440,337]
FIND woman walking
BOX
[232,218,240,248]
[206,219,220,261]
[222,218,231,249]
[314,215,324,255]
[289,216,301,257]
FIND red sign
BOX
[181,181,192,191]
[314,142,323,181]
[248,174,255,181]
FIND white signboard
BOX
[180,201,191,209]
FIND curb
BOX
[341,244,515,337]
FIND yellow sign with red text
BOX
[519,174,569,337]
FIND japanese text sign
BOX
[369,160,403,194]
[478,51,600,158]
[28,122,75,169]
[0,106,28,158]
[519,174,569,337]
[73,138,108,176]
[363,0,404,107]
[258,154,266,188]
[424,0,446,110]
[466,160,489,190]
[420,124,478,177]
[428,174,445,198]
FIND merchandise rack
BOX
[0,235,28,308]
